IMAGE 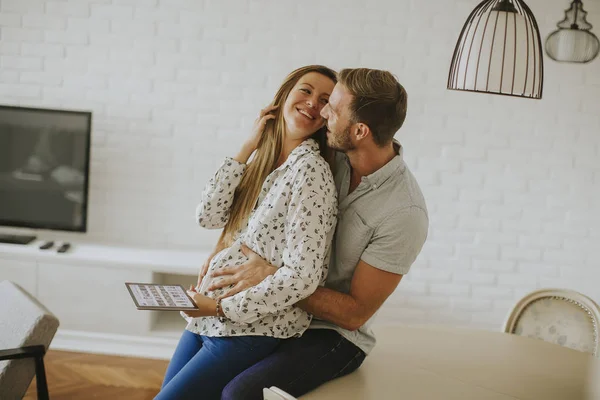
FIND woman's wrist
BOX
[204,297,219,317]
[233,144,255,164]
[216,298,225,318]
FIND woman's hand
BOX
[248,104,278,151]
[182,286,218,318]
[234,105,278,164]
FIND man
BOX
[213,68,429,399]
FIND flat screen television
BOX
[0,105,92,235]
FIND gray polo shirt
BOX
[310,143,429,354]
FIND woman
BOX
[156,65,338,400]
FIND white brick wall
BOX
[1,0,599,331]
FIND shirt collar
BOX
[342,140,405,189]
[275,138,320,172]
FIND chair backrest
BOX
[0,280,59,398]
[503,288,600,357]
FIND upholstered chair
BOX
[503,288,600,357]
[0,280,60,399]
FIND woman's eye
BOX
[300,88,311,94]
[320,98,329,105]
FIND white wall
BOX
[1,0,599,330]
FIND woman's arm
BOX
[219,160,338,325]
[196,105,278,229]
[195,157,246,229]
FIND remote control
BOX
[39,241,54,250]
[57,243,71,253]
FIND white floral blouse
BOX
[185,138,337,339]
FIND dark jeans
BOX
[156,330,280,400]
[221,329,366,400]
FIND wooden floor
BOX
[24,350,169,400]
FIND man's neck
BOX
[347,142,396,179]
[346,142,396,193]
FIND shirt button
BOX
[372,185,377,189]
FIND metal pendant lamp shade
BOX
[545,0,599,63]
[448,0,544,99]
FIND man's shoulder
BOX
[389,164,427,215]
[360,165,427,228]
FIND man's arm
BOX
[210,206,427,328]
[210,254,402,331]
[304,205,426,330]
[298,260,402,331]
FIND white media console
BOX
[0,240,208,359]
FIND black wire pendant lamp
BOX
[448,0,544,99]
[546,0,599,63]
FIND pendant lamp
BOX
[545,0,599,63]
[448,0,544,99]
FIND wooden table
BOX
[301,325,600,400]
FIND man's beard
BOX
[326,123,354,152]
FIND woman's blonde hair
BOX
[219,65,337,247]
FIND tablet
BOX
[125,282,199,311]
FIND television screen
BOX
[0,105,92,232]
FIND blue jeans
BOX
[222,329,366,400]
[155,330,280,400]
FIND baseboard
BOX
[50,329,178,360]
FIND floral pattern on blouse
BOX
[186,138,338,339]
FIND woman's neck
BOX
[276,136,306,168]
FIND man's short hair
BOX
[338,68,408,147]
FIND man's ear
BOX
[354,123,371,141]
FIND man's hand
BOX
[197,241,226,288]
[208,244,278,298]
[197,257,211,288]
[182,286,218,318]
[197,252,218,288]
